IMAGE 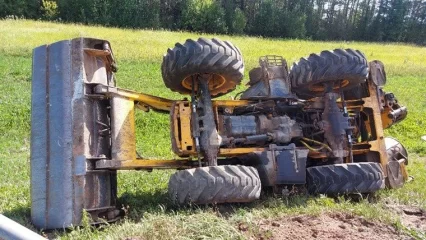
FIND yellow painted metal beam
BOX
[96,159,197,170]
[94,85,255,112]
[94,85,174,112]
[219,147,267,156]
[212,100,251,107]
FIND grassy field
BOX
[0,19,425,239]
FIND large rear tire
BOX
[306,162,385,195]
[161,38,244,98]
[290,49,368,99]
[168,165,261,205]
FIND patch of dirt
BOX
[385,203,426,233]
[239,212,411,240]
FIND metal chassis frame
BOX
[30,37,408,231]
[92,78,402,178]
[93,85,266,170]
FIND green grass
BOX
[0,19,425,239]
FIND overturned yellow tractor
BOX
[30,38,408,229]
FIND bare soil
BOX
[239,212,412,240]
[385,203,426,233]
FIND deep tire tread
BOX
[290,48,369,99]
[307,162,385,195]
[162,38,244,97]
[168,165,261,205]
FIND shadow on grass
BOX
[118,190,170,220]
[2,187,375,231]
[116,186,315,221]
[1,185,378,239]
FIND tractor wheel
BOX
[161,38,244,98]
[289,49,369,99]
[168,165,261,205]
[306,162,385,195]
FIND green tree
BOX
[385,0,408,41]
[248,0,305,38]
[108,0,160,28]
[232,8,247,34]
[181,0,227,34]
[0,0,41,18]
[41,0,59,20]
[248,0,278,37]
[160,0,185,30]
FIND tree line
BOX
[1,0,426,44]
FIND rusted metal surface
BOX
[321,91,351,161]
[369,60,386,87]
[385,137,408,165]
[385,137,409,188]
[198,75,220,166]
[380,92,408,129]
[220,115,303,146]
[242,55,294,99]
[386,159,407,188]
[31,38,118,229]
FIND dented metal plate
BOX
[31,38,118,229]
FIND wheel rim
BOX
[308,79,350,93]
[182,74,227,92]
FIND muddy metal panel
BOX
[31,38,117,229]
[111,97,136,161]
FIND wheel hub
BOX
[182,74,227,92]
[308,79,350,93]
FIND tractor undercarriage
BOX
[30,37,408,229]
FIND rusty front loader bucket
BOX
[31,38,120,229]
